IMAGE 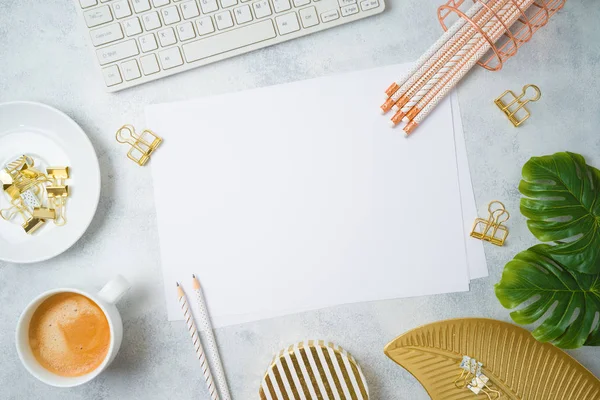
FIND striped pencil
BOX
[403,0,534,135]
[380,0,505,114]
[177,283,219,400]
[192,274,232,400]
[396,0,514,121]
[389,1,513,126]
[382,1,484,99]
[390,0,512,116]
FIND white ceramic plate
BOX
[0,102,101,263]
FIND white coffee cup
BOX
[15,275,131,387]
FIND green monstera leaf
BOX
[495,245,600,349]
[520,152,600,274]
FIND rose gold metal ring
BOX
[438,0,519,72]
[437,0,567,72]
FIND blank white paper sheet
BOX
[147,63,474,325]
[451,92,488,280]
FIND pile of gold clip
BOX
[455,356,501,399]
[0,155,70,234]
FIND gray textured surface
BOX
[1,0,599,399]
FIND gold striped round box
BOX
[259,340,369,400]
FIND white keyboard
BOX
[74,0,385,92]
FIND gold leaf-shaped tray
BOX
[384,318,600,400]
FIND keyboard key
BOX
[153,0,170,6]
[252,0,271,18]
[140,54,160,75]
[320,10,339,23]
[158,27,177,46]
[196,17,215,35]
[275,12,299,35]
[180,1,200,19]
[158,47,184,69]
[220,0,237,7]
[80,0,98,9]
[84,6,113,27]
[102,65,122,86]
[176,22,196,40]
[272,0,291,13]
[293,0,309,6]
[360,0,379,11]
[183,19,276,62]
[215,11,234,30]
[142,12,162,30]
[90,23,124,46]
[113,1,132,19]
[161,6,181,25]
[121,59,141,80]
[199,0,219,13]
[341,4,359,16]
[139,33,158,52]
[123,17,143,36]
[132,0,151,12]
[299,6,318,28]
[233,5,252,24]
[96,39,139,65]
[338,0,356,5]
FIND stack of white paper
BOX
[146,63,486,327]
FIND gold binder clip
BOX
[4,184,21,201]
[494,84,541,127]
[467,374,501,399]
[6,155,34,174]
[470,201,510,246]
[1,155,73,233]
[46,186,69,198]
[20,164,45,180]
[45,167,70,225]
[46,185,69,226]
[22,217,45,234]
[456,356,501,399]
[116,124,162,166]
[46,167,70,185]
[454,356,475,389]
[33,207,56,220]
[0,169,13,191]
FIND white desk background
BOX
[1,1,599,398]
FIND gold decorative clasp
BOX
[116,124,162,166]
[494,84,541,127]
[470,201,510,246]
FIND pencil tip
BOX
[176,282,180,286]
[192,274,201,289]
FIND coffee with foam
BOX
[28,292,111,377]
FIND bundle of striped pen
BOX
[380,0,566,136]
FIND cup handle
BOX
[97,275,131,304]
